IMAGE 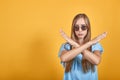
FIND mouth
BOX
[78,34,84,36]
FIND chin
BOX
[78,36,84,39]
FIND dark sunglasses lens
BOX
[74,26,79,31]
[74,25,88,31]
[81,25,87,30]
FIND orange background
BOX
[0,0,120,80]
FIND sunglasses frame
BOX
[74,24,88,31]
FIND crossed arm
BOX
[59,29,107,65]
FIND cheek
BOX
[83,31,88,36]
[85,31,87,35]
[75,31,78,35]
[85,31,88,34]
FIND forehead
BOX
[76,18,86,25]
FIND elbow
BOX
[60,56,67,62]
[94,59,101,65]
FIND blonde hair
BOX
[65,13,95,73]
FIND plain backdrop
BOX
[0,0,120,80]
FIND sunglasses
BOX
[74,25,88,31]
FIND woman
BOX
[58,13,107,80]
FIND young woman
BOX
[58,13,107,80]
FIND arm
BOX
[59,29,79,47]
[60,41,93,62]
[60,29,107,64]
[82,50,101,65]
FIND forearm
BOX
[60,29,106,62]
[82,50,101,65]
[63,39,101,64]
[65,36,79,47]
[70,41,100,64]
[61,35,101,64]
[61,41,92,62]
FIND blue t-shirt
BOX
[58,42,103,80]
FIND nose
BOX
[79,27,82,32]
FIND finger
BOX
[59,29,64,34]
[59,29,65,36]
[59,28,63,33]
[100,32,107,39]
[96,32,107,42]
[103,32,107,37]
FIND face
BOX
[74,18,88,40]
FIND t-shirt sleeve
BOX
[58,43,71,57]
[58,43,65,57]
[92,42,104,54]
[58,43,71,67]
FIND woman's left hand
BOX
[90,32,107,45]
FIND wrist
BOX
[82,50,87,56]
[87,41,93,46]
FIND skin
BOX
[59,18,107,65]
[75,18,88,42]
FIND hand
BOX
[59,29,80,47]
[90,32,107,45]
[59,29,68,40]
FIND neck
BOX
[78,39,84,45]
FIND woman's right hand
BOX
[59,29,80,47]
[90,32,107,45]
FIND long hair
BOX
[65,13,95,73]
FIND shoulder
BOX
[60,42,71,50]
[58,42,71,57]
[92,42,104,53]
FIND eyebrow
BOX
[75,24,86,26]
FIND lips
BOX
[78,34,83,36]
